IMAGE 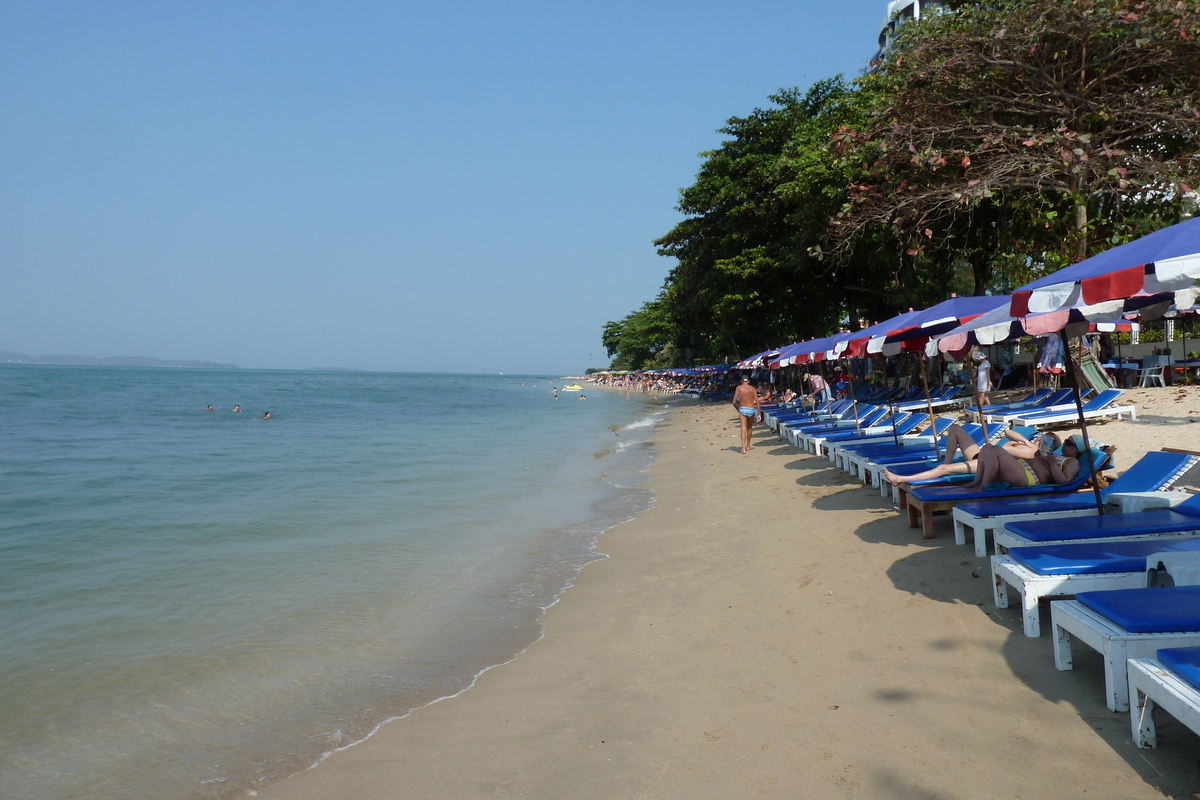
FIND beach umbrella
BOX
[879,294,1009,355]
[1010,215,1200,320]
[930,303,1140,356]
[829,310,927,445]
[998,218,1200,514]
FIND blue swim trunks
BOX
[739,407,756,418]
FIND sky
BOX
[1,1,891,373]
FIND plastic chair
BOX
[1139,356,1167,387]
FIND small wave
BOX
[617,414,662,432]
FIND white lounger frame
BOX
[957,456,1198,557]
[1010,404,1138,427]
[792,413,888,451]
[990,556,1148,637]
[841,442,937,485]
[1050,599,1200,711]
[987,402,1079,425]
[808,425,913,457]
[956,504,1102,558]
[1128,657,1200,748]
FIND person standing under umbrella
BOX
[974,352,992,411]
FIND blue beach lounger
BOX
[767,399,850,431]
[992,537,1200,636]
[822,413,930,463]
[1010,389,1137,426]
[844,421,984,489]
[787,406,890,449]
[995,491,1200,553]
[977,387,1052,414]
[984,389,1076,424]
[809,412,926,458]
[955,450,1199,556]
[835,417,957,476]
[891,385,964,412]
[901,449,1110,539]
[763,398,849,429]
[774,401,857,437]
[1052,585,1200,711]
[1129,645,1200,748]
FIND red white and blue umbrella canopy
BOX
[1010,215,1200,325]
[774,331,855,366]
[879,295,1009,355]
[735,349,782,369]
[931,303,1142,356]
[832,308,924,359]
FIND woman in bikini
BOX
[882,425,1052,486]
[963,433,1083,491]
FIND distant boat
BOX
[562,384,583,391]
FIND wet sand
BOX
[265,387,1200,799]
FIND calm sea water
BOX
[0,366,665,800]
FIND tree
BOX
[833,0,1200,281]
[602,300,674,371]
[653,79,904,363]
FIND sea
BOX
[0,365,667,800]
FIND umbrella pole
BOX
[887,356,901,446]
[842,359,862,435]
[1184,323,1189,386]
[919,353,939,460]
[1061,331,1106,515]
[1031,338,1038,393]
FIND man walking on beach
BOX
[732,375,761,454]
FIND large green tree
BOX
[652,78,904,364]
[601,300,673,371]
[833,0,1200,285]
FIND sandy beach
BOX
[265,386,1200,800]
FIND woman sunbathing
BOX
[882,425,1060,486]
[963,434,1083,490]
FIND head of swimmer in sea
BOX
[263,411,271,419]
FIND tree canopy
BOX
[602,0,1200,371]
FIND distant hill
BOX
[0,351,239,369]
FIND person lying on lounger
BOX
[961,434,1082,490]
[882,426,1061,486]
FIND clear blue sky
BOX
[1,1,889,373]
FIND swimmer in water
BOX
[579,394,587,400]
[206,405,214,411]
[232,405,241,412]
[263,411,271,419]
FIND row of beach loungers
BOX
[761,387,1200,752]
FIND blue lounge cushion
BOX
[957,494,1099,517]
[909,482,1060,502]
[1077,584,1200,633]
[1156,646,1200,692]
[955,451,1195,519]
[1005,497,1200,543]
[1008,537,1200,576]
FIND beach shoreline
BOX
[264,389,1200,799]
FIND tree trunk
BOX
[1074,172,1089,260]
[971,251,991,296]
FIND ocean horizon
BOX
[0,365,667,799]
